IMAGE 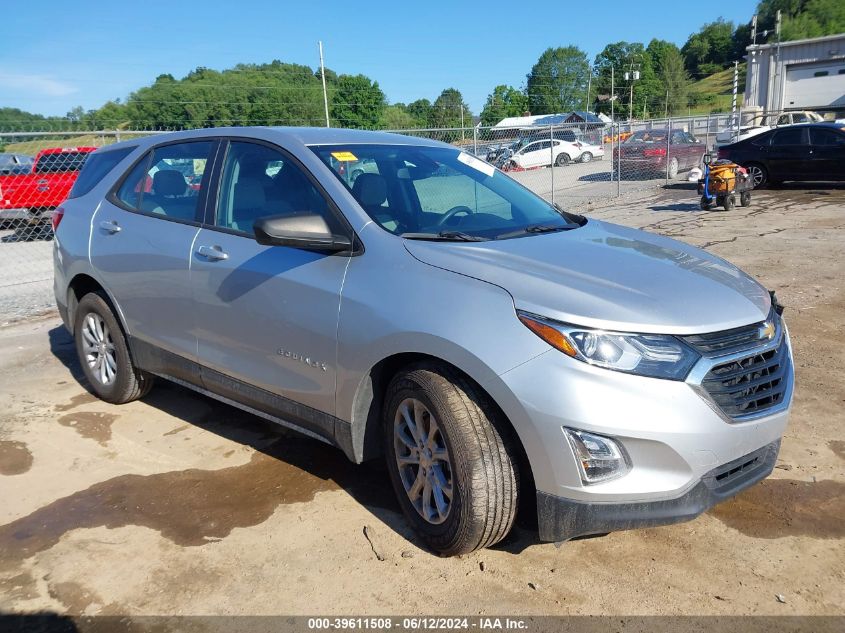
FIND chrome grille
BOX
[699,336,790,419]
[683,311,778,356]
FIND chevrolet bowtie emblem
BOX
[759,321,776,341]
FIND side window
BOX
[114,141,214,222]
[777,115,789,125]
[810,129,845,146]
[772,128,806,146]
[793,113,808,123]
[670,130,686,144]
[216,141,338,235]
[69,146,135,199]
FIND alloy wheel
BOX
[81,312,117,386]
[393,398,454,524]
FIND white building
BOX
[744,33,845,114]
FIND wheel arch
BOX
[348,351,537,515]
[66,273,130,340]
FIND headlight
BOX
[517,310,699,380]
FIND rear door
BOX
[766,127,810,180]
[808,127,845,181]
[190,139,352,429]
[90,139,218,375]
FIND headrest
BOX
[153,170,187,197]
[352,173,387,207]
[234,179,266,209]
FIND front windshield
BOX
[624,130,668,144]
[311,144,581,240]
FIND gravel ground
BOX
[0,183,843,625]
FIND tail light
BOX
[642,148,667,157]
[51,206,65,232]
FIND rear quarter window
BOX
[68,147,136,199]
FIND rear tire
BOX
[723,194,735,211]
[740,191,752,207]
[555,153,570,167]
[668,157,679,179]
[384,363,519,556]
[579,152,593,164]
[73,292,154,404]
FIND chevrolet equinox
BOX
[53,128,793,555]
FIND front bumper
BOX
[537,439,780,541]
[491,318,793,540]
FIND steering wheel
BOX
[436,205,474,227]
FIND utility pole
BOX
[625,63,640,121]
[664,90,669,119]
[318,41,330,127]
[585,67,592,113]
[610,66,615,121]
[460,104,465,143]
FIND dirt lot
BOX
[0,183,843,620]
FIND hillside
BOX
[687,64,747,114]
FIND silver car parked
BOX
[53,127,793,556]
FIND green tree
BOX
[480,85,529,125]
[593,42,661,118]
[406,99,433,127]
[429,88,471,128]
[526,46,591,114]
[330,74,386,129]
[681,19,736,75]
[647,39,691,115]
[379,105,417,129]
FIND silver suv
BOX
[53,128,793,556]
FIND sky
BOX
[1,0,759,118]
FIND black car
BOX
[717,122,845,188]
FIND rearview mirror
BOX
[253,214,352,253]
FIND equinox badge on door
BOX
[277,348,328,372]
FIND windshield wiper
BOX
[493,224,576,239]
[524,224,571,233]
[401,231,489,242]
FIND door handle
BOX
[99,220,121,234]
[196,245,229,261]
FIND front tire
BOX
[384,364,519,556]
[73,293,154,404]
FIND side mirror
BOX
[703,153,713,166]
[253,214,352,253]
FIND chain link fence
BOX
[0,114,740,323]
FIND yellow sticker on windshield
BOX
[331,151,358,162]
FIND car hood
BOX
[403,220,770,335]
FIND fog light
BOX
[563,428,630,484]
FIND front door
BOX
[808,127,845,181]
[191,139,352,431]
[90,140,217,368]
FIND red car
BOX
[0,146,96,224]
[613,129,704,179]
